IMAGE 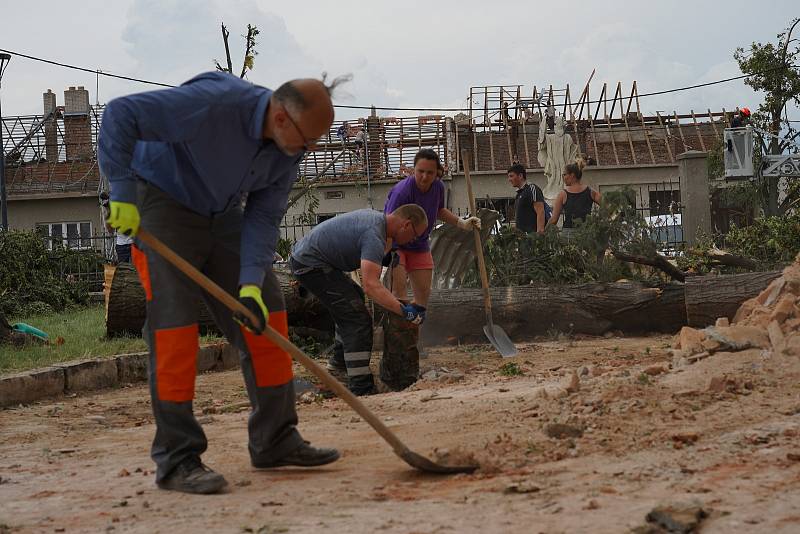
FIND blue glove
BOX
[400,303,422,325]
[412,304,427,325]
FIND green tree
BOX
[734,17,800,215]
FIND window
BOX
[36,222,93,250]
[316,213,336,224]
[648,190,681,216]
[324,190,344,200]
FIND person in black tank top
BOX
[562,187,594,228]
[547,158,601,231]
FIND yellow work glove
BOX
[107,201,141,237]
[235,285,269,334]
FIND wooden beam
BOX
[656,112,674,163]
[454,120,461,172]
[589,118,600,166]
[621,103,637,165]
[489,128,496,171]
[691,110,706,151]
[472,120,478,171]
[594,83,607,122]
[633,82,655,164]
[708,108,720,140]
[673,112,688,152]
[606,114,620,166]
[522,117,530,167]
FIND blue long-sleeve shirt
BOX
[97,71,302,286]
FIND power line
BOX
[0,48,173,88]
[0,46,797,112]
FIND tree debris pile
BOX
[672,252,800,362]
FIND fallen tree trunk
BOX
[107,263,779,345]
[422,281,687,345]
[684,270,781,327]
[104,264,334,338]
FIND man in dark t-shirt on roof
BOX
[508,164,546,234]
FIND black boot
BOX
[253,441,340,468]
[348,375,376,396]
[156,457,228,495]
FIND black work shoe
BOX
[350,384,377,396]
[156,457,228,495]
[348,377,376,397]
[326,357,347,380]
[253,441,340,469]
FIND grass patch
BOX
[1,305,221,374]
[499,362,524,377]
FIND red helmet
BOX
[741,107,751,117]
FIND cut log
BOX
[105,262,781,345]
[104,264,334,338]
[422,281,687,345]
[684,270,781,327]
[105,263,220,337]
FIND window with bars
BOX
[36,222,93,250]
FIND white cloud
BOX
[0,0,797,122]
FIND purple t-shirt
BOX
[383,176,445,252]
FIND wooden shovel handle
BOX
[136,228,412,458]
[460,151,493,320]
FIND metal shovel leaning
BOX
[137,228,478,475]
[461,151,518,358]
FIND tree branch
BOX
[221,23,233,74]
[687,247,761,271]
[611,250,686,282]
[240,25,258,78]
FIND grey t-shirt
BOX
[291,209,387,272]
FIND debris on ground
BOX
[635,500,709,533]
[544,423,584,439]
[431,447,478,468]
[674,254,800,362]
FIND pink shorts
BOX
[397,249,434,271]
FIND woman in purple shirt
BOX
[383,149,481,309]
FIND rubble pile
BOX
[673,253,800,361]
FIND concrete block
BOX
[116,352,149,384]
[0,367,65,407]
[61,359,118,393]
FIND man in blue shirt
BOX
[98,71,344,494]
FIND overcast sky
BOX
[1,0,798,122]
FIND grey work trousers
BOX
[291,259,375,394]
[133,182,303,481]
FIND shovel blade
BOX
[400,450,479,474]
[484,324,517,358]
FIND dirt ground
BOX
[2,335,800,534]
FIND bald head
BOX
[274,79,337,137]
[265,73,350,155]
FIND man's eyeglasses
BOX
[408,221,425,239]
[283,108,319,151]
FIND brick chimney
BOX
[43,89,58,162]
[63,86,92,161]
